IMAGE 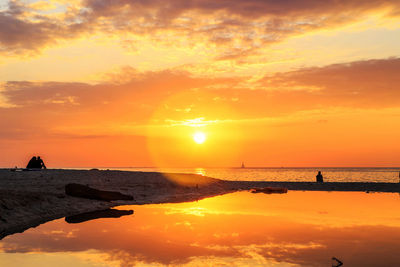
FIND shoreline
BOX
[1,169,400,240]
[229,180,400,193]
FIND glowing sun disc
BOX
[193,132,206,144]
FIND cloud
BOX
[258,57,400,109]
[80,0,400,60]
[0,69,238,143]
[1,70,226,109]
[1,57,399,140]
[83,0,399,20]
[1,0,399,56]
[0,0,88,55]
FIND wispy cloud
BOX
[1,0,399,58]
[165,118,219,127]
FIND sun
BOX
[193,132,206,144]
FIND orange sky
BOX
[1,0,400,167]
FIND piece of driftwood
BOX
[65,209,134,224]
[65,183,134,201]
[251,187,288,194]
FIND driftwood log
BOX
[65,183,134,201]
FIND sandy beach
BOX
[1,169,400,240]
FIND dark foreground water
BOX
[1,191,400,266]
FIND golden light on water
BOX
[4,191,400,267]
[193,132,206,144]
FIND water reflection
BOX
[194,168,205,176]
[65,209,134,224]
[1,191,400,266]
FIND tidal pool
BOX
[1,191,400,266]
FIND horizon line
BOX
[6,166,399,169]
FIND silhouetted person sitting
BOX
[316,171,323,182]
[37,156,46,169]
[26,156,47,169]
[26,156,37,168]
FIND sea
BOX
[81,167,400,183]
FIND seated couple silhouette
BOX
[26,156,46,169]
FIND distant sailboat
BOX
[241,162,245,168]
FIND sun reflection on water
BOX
[195,168,205,176]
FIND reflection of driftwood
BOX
[251,187,288,194]
[332,257,343,267]
[65,183,134,201]
[65,209,133,224]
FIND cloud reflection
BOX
[1,191,400,266]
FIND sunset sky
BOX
[1,0,400,167]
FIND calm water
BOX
[1,191,400,266]
[100,167,400,183]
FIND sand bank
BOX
[1,169,400,239]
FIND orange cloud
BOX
[0,1,88,55]
[1,57,400,135]
[1,0,399,57]
[1,57,400,167]
[259,57,400,110]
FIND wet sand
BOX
[1,169,400,239]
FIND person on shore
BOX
[26,156,47,169]
[26,156,37,168]
[316,171,323,183]
[37,156,46,169]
